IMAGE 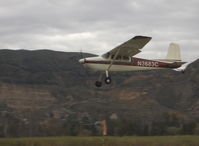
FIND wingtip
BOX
[134,36,152,39]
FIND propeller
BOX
[79,49,89,76]
[79,49,86,64]
[80,49,84,59]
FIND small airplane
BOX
[79,36,186,87]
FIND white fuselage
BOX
[80,56,169,73]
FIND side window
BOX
[131,57,134,63]
[121,56,131,62]
[129,57,131,62]
[116,55,121,60]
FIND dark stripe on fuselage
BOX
[84,60,179,69]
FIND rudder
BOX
[166,43,181,61]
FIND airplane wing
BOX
[103,36,152,58]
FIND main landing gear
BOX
[105,77,111,84]
[104,70,111,84]
[95,71,112,87]
[95,81,102,87]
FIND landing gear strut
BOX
[95,71,112,87]
[95,73,103,87]
[105,70,111,84]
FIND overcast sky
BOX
[0,0,198,63]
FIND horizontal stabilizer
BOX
[167,61,187,68]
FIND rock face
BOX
[0,49,198,137]
[156,59,199,117]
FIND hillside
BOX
[0,49,198,137]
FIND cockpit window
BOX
[116,55,121,60]
[105,54,130,62]
[103,52,110,58]
[111,55,115,59]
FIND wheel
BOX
[95,81,102,87]
[105,77,111,84]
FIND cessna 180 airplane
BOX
[79,36,186,87]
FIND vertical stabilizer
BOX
[166,43,181,61]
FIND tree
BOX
[181,121,196,134]
[150,121,166,136]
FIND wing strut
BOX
[107,48,121,71]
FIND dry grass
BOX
[0,136,199,146]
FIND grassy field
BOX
[0,136,199,146]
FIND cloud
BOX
[0,0,198,62]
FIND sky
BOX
[0,0,198,63]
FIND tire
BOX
[95,81,102,87]
[105,77,111,84]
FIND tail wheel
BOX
[105,77,111,84]
[95,81,102,87]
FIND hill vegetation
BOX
[0,49,198,137]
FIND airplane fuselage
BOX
[80,56,181,73]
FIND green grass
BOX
[0,136,199,146]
